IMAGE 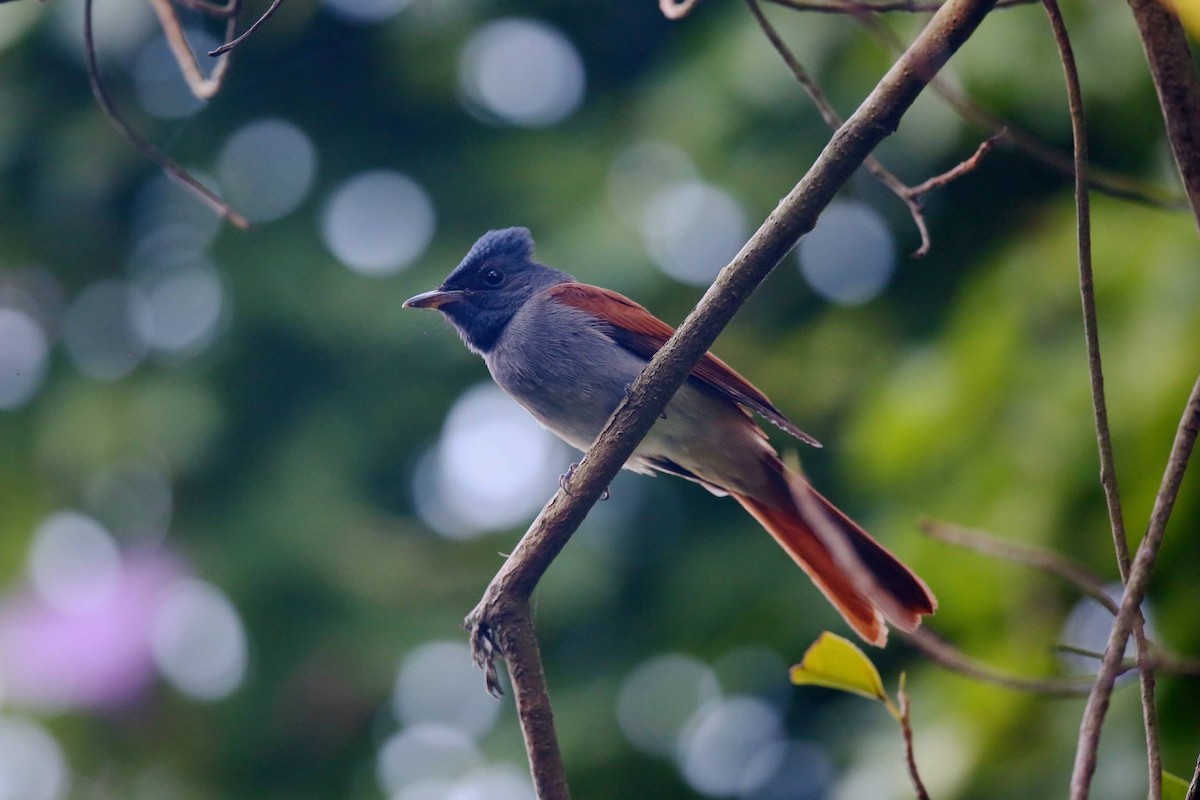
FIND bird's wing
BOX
[547,282,821,447]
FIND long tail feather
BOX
[732,466,936,646]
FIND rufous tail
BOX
[732,465,936,646]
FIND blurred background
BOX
[0,0,1197,797]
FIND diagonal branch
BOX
[1070,373,1200,800]
[464,0,999,794]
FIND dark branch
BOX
[1124,0,1200,228]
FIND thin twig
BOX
[903,627,1093,696]
[1041,0,1163,796]
[84,0,250,228]
[906,131,1004,196]
[919,521,1116,612]
[465,0,1000,794]
[210,0,285,56]
[897,682,932,800]
[854,12,1189,210]
[1070,374,1200,800]
[747,0,933,257]
[922,521,1200,677]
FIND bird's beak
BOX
[403,289,464,310]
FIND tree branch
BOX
[1070,373,1200,800]
[1041,2,1162,796]
[1124,0,1200,228]
[465,0,999,793]
[854,12,1189,210]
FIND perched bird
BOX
[405,227,935,645]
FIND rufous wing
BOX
[547,282,821,446]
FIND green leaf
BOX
[1162,770,1192,800]
[790,632,890,704]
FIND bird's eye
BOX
[482,267,505,287]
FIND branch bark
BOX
[1124,0,1200,227]
[465,0,999,794]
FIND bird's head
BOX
[404,227,572,354]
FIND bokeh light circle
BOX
[798,201,896,306]
[458,19,585,127]
[0,717,70,800]
[62,280,148,381]
[617,653,721,757]
[150,579,248,701]
[677,696,785,797]
[642,181,747,287]
[413,383,565,539]
[131,257,225,358]
[607,141,698,229]
[217,118,317,223]
[393,640,502,740]
[0,307,49,410]
[133,30,216,120]
[1059,583,1150,676]
[321,171,436,277]
[376,723,481,797]
[29,511,122,616]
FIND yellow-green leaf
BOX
[789,632,889,703]
[1162,770,1192,800]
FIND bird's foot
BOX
[559,463,579,495]
[559,462,611,501]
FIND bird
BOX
[404,227,935,645]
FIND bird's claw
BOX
[466,618,504,698]
[559,462,611,501]
[559,463,579,496]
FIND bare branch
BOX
[1070,373,1200,800]
[465,0,1000,792]
[855,13,1189,209]
[210,0,285,57]
[903,627,1093,696]
[1186,752,1200,800]
[84,0,250,228]
[897,682,932,800]
[1041,0,1162,796]
[919,521,1116,612]
[905,131,1003,197]
[1124,0,1200,228]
